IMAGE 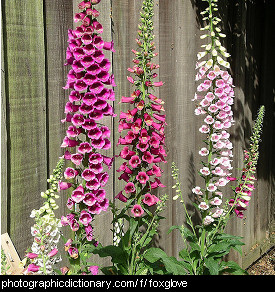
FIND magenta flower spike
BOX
[61,0,115,274]
[115,0,167,217]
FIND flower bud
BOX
[91,0,101,4]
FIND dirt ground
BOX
[246,247,275,275]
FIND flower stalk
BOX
[227,105,265,220]
[115,0,166,220]
[169,0,264,275]
[60,0,116,275]
[192,0,234,225]
[21,159,64,275]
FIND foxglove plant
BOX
[168,106,264,275]
[90,0,168,275]
[60,0,116,275]
[1,249,10,275]
[115,0,167,221]
[162,0,265,275]
[192,0,234,225]
[228,105,265,220]
[21,159,64,275]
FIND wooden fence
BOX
[1,0,274,270]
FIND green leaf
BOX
[116,264,129,275]
[208,242,231,254]
[144,248,188,275]
[53,268,62,275]
[179,248,189,260]
[162,256,188,275]
[182,227,197,242]
[204,258,220,275]
[144,247,167,263]
[119,218,139,250]
[232,244,243,255]
[220,261,248,275]
[135,264,149,275]
[168,225,183,234]
[139,229,157,249]
[189,242,201,252]
[93,245,128,265]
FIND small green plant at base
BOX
[1,249,10,275]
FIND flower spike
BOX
[115,0,167,217]
[192,0,235,225]
[61,0,115,275]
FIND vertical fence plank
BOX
[2,0,47,257]
[43,0,74,266]
[1,8,8,234]
[157,0,204,258]
[44,0,73,174]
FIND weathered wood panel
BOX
[1,9,8,234]
[1,0,274,270]
[2,0,48,257]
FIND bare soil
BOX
[247,247,275,275]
